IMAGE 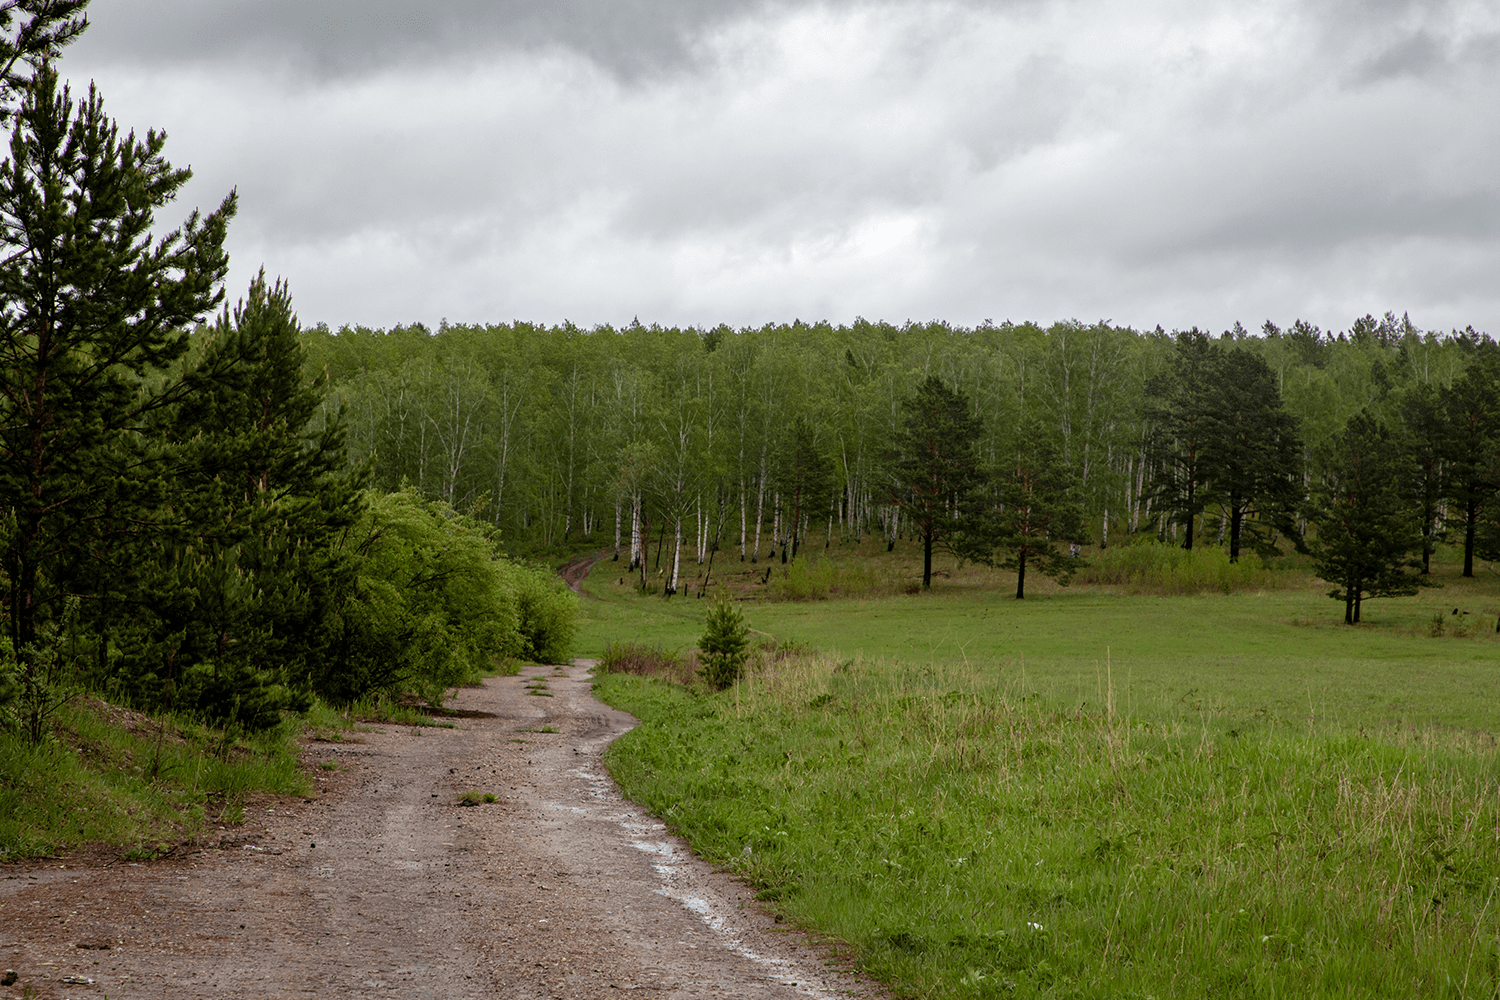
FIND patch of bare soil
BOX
[0,661,886,999]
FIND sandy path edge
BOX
[0,661,887,999]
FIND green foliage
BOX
[600,654,1500,1000]
[319,487,578,705]
[1308,412,1424,623]
[698,593,749,690]
[769,556,883,601]
[512,561,579,663]
[1073,539,1294,594]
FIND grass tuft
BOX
[597,642,697,685]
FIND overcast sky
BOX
[60,0,1500,335]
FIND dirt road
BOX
[0,662,882,998]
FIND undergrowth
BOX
[770,555,888,601]
[1074,539,1300,594]
[598,653,1500,999]
[0,697,307,860]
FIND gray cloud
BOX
[51,0,1500,336]
[71,0,783,80]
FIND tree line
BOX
[305,313,1499,616]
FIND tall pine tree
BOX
[1309,412,1422,624]
[1439,342,1500,578]
[884,376,983,589]
[0,66,234,662]
[958,424,1087,599]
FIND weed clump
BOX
[597,643,695,685]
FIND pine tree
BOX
[0,66,234,662]
[884,376,983,589]
[1396,383,1448,574]
[1439,342,1500,578]
[1199,348,1301,561]
[698,592,749,690]
[1143,330,1218,549]
[1146,335,1301,558]
[776,415,832,562]
[1309,412,1423,624]
[959,425,1087,599]
[109,273,363,726]
[0,1,88,121]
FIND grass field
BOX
[580,538,1499,734]
[586,538,1500,998]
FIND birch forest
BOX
[303,312,1496,594]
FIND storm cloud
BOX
[59,0,1500,333]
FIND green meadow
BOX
[581,540,1499,734]
[586,541,1500,998]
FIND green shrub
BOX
[512,562,578,663]
[1074,539,1293,594]
[771,556,883,601]
[699,594,750,690]
[315,487,577,705]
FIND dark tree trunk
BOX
[1228,495,1243,562]
[1183,480,1196,550]
[1464,498,1477,577]
[922,527,933,589]
[1016,548,1027,600]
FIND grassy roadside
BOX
[0,697,309,860]
[598,655,1500,999]
[0,688,497,861]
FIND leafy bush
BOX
[317,488,577,705]
[1074,539,1294,594]
[512,562,578,663]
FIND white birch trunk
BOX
[669,515,683,595]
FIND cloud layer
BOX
[60,0,1500,333]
